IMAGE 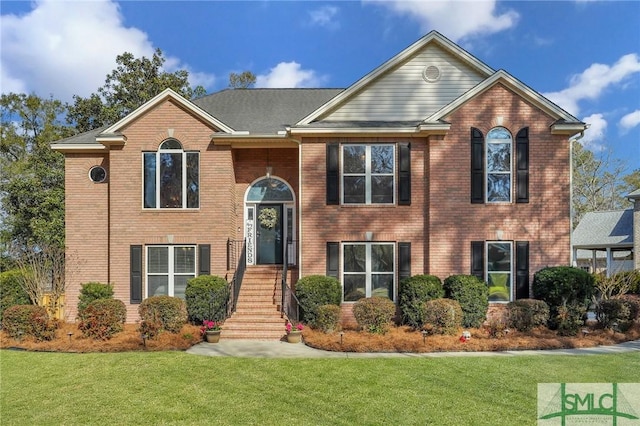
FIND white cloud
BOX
[256,62,326,88]
[309,5,340,30]
[619,110,640,133]
[581,113,608,152]
[543,54,640,117]
[0,0,215,101]
[362,0,519,42]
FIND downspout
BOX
[569,130,585,267]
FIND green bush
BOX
[618,295,640,321]
[77,299,127,340]
[398,274,444,329]
[506,299,550,332]
[422,298,463,335]
[352,297,396,334]
[295,275,342,327]
[139,296,187,334]
[595,299,634,332]
[556,304,586,336]
[78,282,114,313]
[185,275,230,324]
[443,275,489,328]
[315,304,341,333]
[532,266,595,329]
[0,269,31,323]
[485,318,509,339]
[1,305,56,341]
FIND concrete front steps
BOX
[221,265,292,340]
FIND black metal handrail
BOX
[281,239,300,323]
[226,239,246,318]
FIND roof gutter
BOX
[569,129,586,266]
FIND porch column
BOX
[606,247,612,278]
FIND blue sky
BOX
[1,0,639,172]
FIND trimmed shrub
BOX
[443,275,489,328]
[398,274,444,329]
[556,304,586,336]
[77,299,127,340]
[595,299,634,332]
[138,296,187,334]
[78,282,114,313]
[422,298,463,335]
[0,269,30,323]
[352,297,396,334]
[315,304,341,333]
[618,295,640,321]
[185,275,230,324]
[506,299,550,332]
[1,305,56,341]
[295,275,342,327]
[532,266,595,329]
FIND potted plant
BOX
[285,321,304,343]
[201,320,222,343]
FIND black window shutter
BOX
[470,128,484,203]
[326,242,339,279]
[130,245,143,304]
[398,242,411,282]
[198,244,211,276]
[326,144,339,205]
[515,241,530,299]
[471,241,484,281]
[516,127,529,203]
[398,143,411,205]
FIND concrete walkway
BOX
[186,338,640,359]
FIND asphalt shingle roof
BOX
[572,209,634,248]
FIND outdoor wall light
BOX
[340,331,344,345]
[422,330,428,344]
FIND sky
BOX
[1,0,639,172]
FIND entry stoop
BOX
[221,265,293,340]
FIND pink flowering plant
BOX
[200,320,222,335]
[285,322,304,334]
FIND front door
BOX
[256,204,283,264]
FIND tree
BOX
[228,71,256,89]
[67,49,205,132]
[0,93,71,253]
[572,140,630,227]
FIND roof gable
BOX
[573,209,634,248]
[296,31,494,125]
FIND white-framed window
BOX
[342,242,395,302]
[146,245,196,299]
[342,144,395,204]
[143,138,199,209]
[486,127,512,203]
[486,241,512,302]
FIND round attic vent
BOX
[89,166,107,183]
[423,65,440,83]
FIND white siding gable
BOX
[319,44,486,122]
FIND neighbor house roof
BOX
[572,209,634,249]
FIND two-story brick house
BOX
[52,31,585,332]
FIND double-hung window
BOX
[343,243,395,301]
[146,245,196,299]
[486,241,512,302]
[486,128,512,203]
[143,139,199,209]
[342,144,395,204]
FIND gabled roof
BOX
[628,188,640,199]
[296,31,494,126]
[572,209,634,249]
[51,126,108,153]
[423,69,584,130]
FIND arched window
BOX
[486,127,512,203]
[143,139,199,209]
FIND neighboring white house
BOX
[573,189,640,276]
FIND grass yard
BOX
[1,350,639,425]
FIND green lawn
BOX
[1,350,639,425]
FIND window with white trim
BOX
[342,243,395,301]
[486,127,512,203]
[143,139,199,209]
[342,144,395,204]
[146,245,196,299]
[486,241,512,302]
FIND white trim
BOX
[103,88,235,135]
[485,241,513,303]
[145,245,196,298]
[50,143,107,153]
[342,242,396,302]
[341,144,395,205]
[485,127,513,203]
